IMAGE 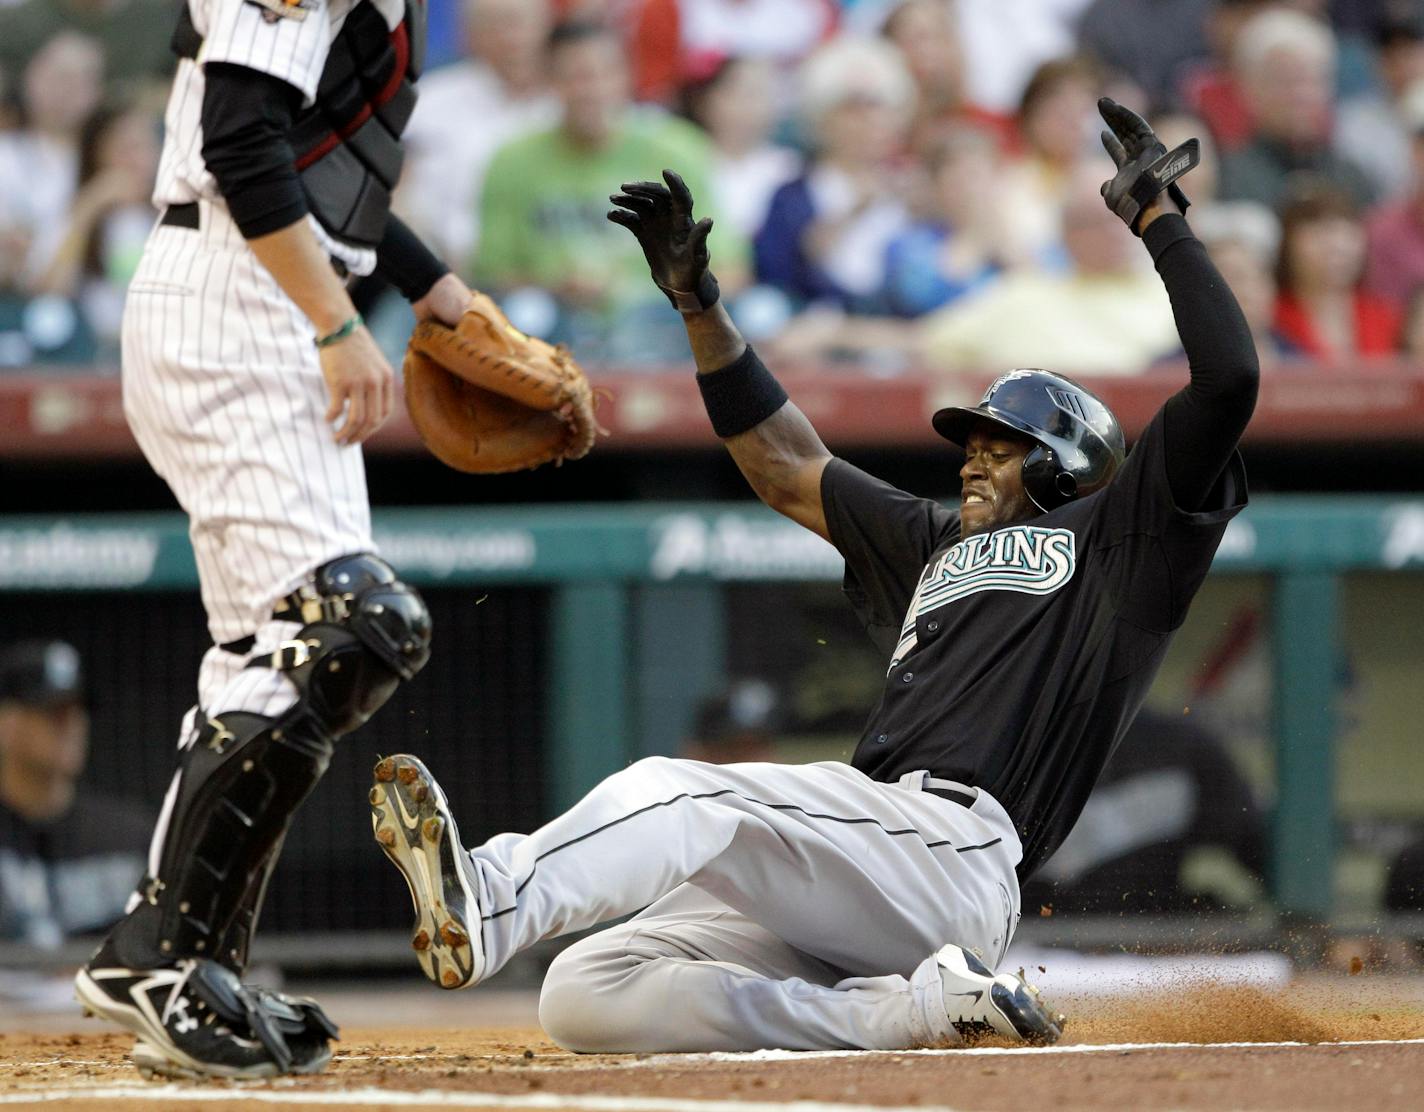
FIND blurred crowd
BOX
[5,0,1424,372]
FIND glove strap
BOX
[1119,140,1199,236]
[658,270,721,315]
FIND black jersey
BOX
[822,407,1247,880]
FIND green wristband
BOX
[314,314,363,348]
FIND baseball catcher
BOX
[367,98,1254,1051]
[75,0,592,1082]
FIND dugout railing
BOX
[1,496,1422,965]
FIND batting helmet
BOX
[931,369,1126,512]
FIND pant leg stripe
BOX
[483,789,999,922]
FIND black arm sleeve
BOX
[1143,213,1260,511]
[376,215,450,302]
[200,63,307,239]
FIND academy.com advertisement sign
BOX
[0,523,165,588]
[0,499,1422,590]
[373,528,537,578]
[648,513,842,581]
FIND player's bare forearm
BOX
[248,219,394,445]
[724,407,833,541]
[247,219,358,336]
[683,304,833,540]
[685,301,749,375]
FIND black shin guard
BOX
[104,712,334,969]
[103,553,431,971]
[220,832,288,973]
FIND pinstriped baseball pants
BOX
[120,200,380,892]
[121,200,375,723]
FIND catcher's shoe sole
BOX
[936,944,1066,1045]
[75,968,288,1081]
[130,1038,332,1081]
[76,968,237,1080]
[371,754,486,990]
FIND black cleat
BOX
[75,959,338,1079]
[370,754,485,990]
[936,943,1066,1045]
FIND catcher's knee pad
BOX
[258,552,432,737]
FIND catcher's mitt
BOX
[403,292,598,473]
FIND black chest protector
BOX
[174,0,425,249]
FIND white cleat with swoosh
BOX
[370,755,485,990]
[937,943,1065,1045]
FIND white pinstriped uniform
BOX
[123,1,403,771]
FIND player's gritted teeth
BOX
[959,423,1037,537]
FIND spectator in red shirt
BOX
[1191,200,1299,364]
[629,0,837,105]
[1362,83,1424,311]
[1178,0,1269,153]
[1273,183,1401,360]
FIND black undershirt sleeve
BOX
[1143,213,1260,512]
[200,62,308,239]
[376,215,450,302]
[202,64,449,299]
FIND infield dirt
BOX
[2,977,1421,1111]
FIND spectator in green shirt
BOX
[475,20,745,363]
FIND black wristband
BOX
[659,269,721,315]
[697,346,788,438]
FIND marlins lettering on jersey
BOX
[890,526,1076,668]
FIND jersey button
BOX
[902,672,914,683]
[876,734,888,744]
[927,620,940,633]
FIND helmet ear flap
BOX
[1021,445,1075,512]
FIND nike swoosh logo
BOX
[1154,152,1195,181]
[946,990,984,1005]
[393,788,421,832]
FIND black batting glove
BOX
[608,169,721,314]
[1098,97,1199,236]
